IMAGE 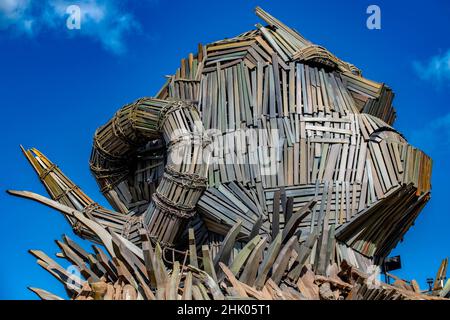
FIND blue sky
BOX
[0,0,449,299]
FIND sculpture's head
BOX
[86,7,432,265]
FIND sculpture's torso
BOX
[88,11,431,271]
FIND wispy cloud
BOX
[410,113,450,155]
[0,0,34,34]
[413,50,450,85]
[0,0,140,54]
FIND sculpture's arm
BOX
[90,98,210,246]
[19,146,132,243]
[14,99,210,246]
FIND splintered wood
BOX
[18,217,447,300]
[9,7,444,300]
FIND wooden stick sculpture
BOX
[9,7,447,300]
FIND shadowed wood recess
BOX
[9,7,446,300]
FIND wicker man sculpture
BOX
[9,8,434,300]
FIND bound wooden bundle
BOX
[21,147,136,243]
[90,98,168,213]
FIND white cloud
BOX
[0,0,29,17]
[413,50,450,84]
[0,0,34,34]
[0,0,140,54]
